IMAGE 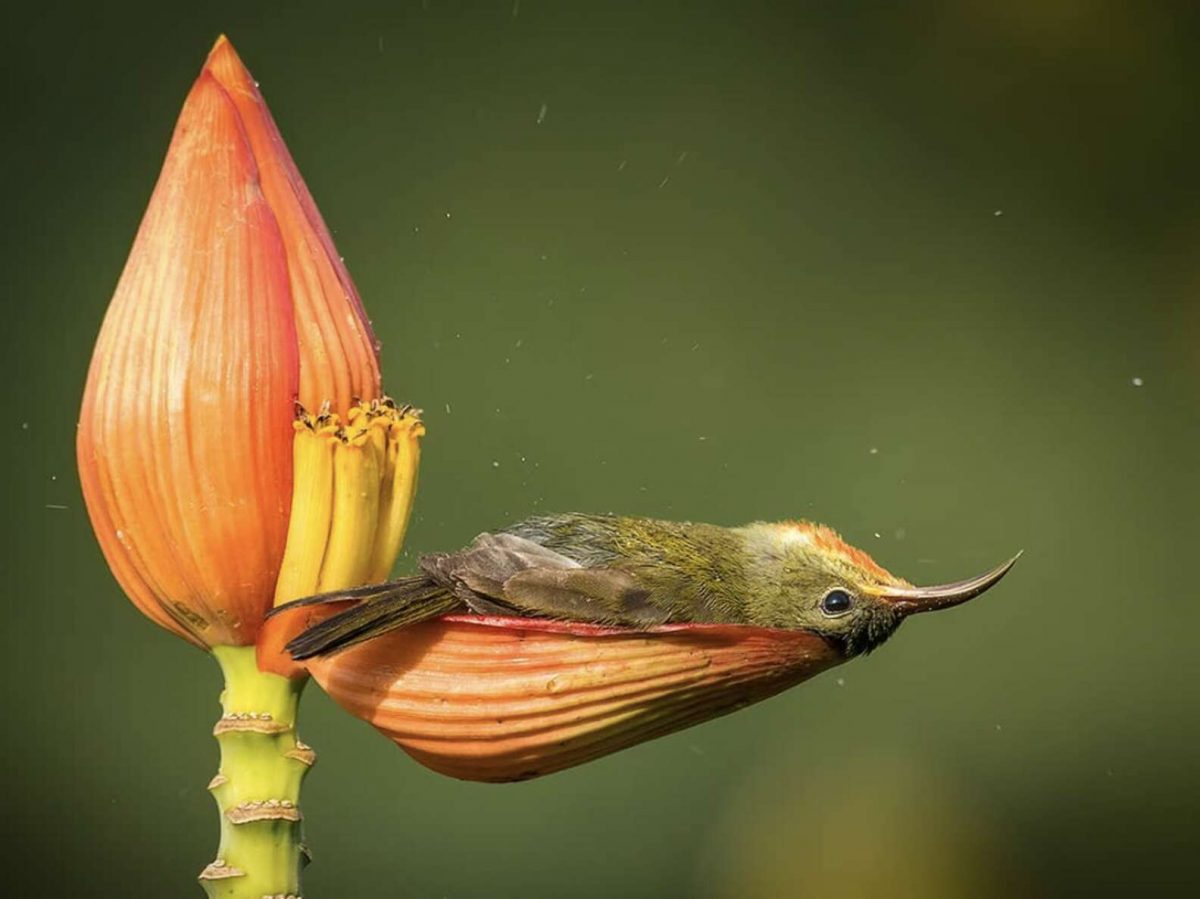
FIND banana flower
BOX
[76,35,421,898]
[77,30,922,898]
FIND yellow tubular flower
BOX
[369,408,425,582]
[272,414,337,607]
[273,402,424,603]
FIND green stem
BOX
[199,646,314,899]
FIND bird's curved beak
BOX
[876,552,1022,615]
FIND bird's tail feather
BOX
[284,575,462,660]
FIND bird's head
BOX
[739,521,1018,657]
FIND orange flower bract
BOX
[78,37,412,649]
[262,605,843,781]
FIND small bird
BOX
[283,513,1018,660]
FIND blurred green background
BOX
[3,1,1198,896]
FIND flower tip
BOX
[206,33,236,63]
[203,34,256,93]
[192,30,382,416]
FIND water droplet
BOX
[492,461,500,468]
[20,422,29,430]
[536,103,547,125]
[1131,376,1144,387]
[836,677,845,687]
[445,403,452,414]
[868,447,878,455]
[873,532,881,539]
[993,209,1003,216]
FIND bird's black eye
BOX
[821,589,854,617]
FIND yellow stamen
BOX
[368,414,425,581]
[273,399,423,606]
[273,416,337,606]
[317,426,382,592]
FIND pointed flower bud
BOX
[78,37,421,650]
[264,608,841,781]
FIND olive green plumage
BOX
[283,512,917,660]
[506,514,753,623]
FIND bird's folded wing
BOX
[501,567,670,627]
[429,532,668,627]
[423,531,581,597]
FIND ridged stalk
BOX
[199,646,314,898]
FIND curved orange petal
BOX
[301,616,843,782]
[78,70,299,647]
[203,36,380,416]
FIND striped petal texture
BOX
[203,37,380,414]
[296,615,842,782]
[77,37,408,649]
[78,69,298,647]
